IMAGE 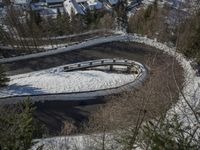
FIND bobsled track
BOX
[0,32,190,136]
[0,59,147,105]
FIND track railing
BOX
[0,59,147,104]
[62,59,141,73]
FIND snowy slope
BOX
[30,33,200,150]
[0,68,136,98]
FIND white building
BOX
[13,0,31,8]
[64,0,85,16]
[87,0,103,10]
[63,0,103,16]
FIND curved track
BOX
[0,59,147,104]
[0,33,186,135]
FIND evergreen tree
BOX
[0,99,35,150]
[179,10,200,64]
[190,18,200,64]
[0,64,9,87]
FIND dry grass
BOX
[87,52,184,132]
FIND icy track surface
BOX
[0,68,136,98]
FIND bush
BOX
[141,115,199,150]
[177,11,200,64]
[118,114,199,150]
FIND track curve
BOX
[0,59,148,105]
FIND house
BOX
[63,0,103,16]
[39,7,58,18]
[76,0,88,11]
[63,0,85,16]
[30,2,47,11]
[108,0,118,5]
[30,0,65,18]
[46,0,64,7]
[13,0,31,9]
[30,0,65,10]
[87,0,103,10]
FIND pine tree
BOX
[0,99,35,150]
[0,65,9,87]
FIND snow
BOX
[30,33,200,149]
[0,68,136,98]
[31,133,120,150]
[0,35,126,63]
[126,33,200,137]
[1,31,197,148]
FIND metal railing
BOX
[0,59,147,104]
[62,59,141,72]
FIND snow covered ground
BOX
[1,31,198,149]
[30,33,200,150]
[0,67,136,98]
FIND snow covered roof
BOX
[45,0,64,4]
[30,2,47,11]
[64,0,85,15]
[87,0,103,10]
[76,0,87,3]
[13,0,31,5]
[108,0,118,5]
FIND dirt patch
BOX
[88,53,183,132]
